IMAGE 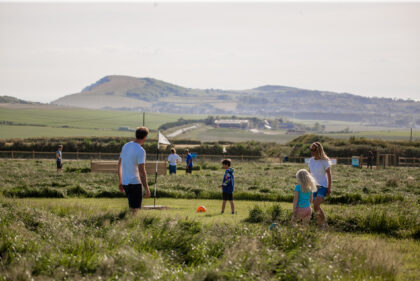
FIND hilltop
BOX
[0,95,38,104]
[52,75,420,127]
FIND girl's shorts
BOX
[296,206,312,218]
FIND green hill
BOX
[52,75,420,127]
[0,95,36,104]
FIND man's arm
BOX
[118,158,124,192]
[138,164,151,198]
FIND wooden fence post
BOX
[32,150,35,159]
[76,151,79,160]
[376,151,380,168]
[99,152,101,160]
[11,150,14,159]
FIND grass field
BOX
[0,106,204,139]
[174,126,297,144]
[1,105,417,142]
[1,159,419,280]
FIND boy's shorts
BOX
[313,186,328,199]
[222,192,233,201]
[56,160,62,169]
[123,184,143,209]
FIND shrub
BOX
[245,206,265,223]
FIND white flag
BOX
[158,131,171,146]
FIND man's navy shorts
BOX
[222,192,233,201]
[123,184,143,209]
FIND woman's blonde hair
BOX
[311,142,329,160]
[296,169,318,193]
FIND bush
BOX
[245,205,265,223]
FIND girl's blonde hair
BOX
[296,169,318,193]
[311,142,329,161]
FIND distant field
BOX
[0,106,204,139]
[1,105,417,142]
[173,126,298,143]
[324,130,418,141]
[0,125,137,138]
[173,125,418,143]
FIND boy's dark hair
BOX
[222,159,232,166]
[171,148,176,154]
[136,127,149,140]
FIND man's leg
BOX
[221,200,226,213]
[230,200,235,214]
[130,208,140,215]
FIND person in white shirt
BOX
[118,127,151,215]
[308,142,332,227]
[168,148,182,175]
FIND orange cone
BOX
[196,206,206,213]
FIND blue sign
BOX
[191,153,197,158]
[352,157,359,167]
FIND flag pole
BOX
[154,131,160,207]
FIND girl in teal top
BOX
[291,169,318,225]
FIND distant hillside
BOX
[52,75,420,127]
[0,96,36,104]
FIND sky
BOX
[0,2,419,103]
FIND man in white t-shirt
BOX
[118,127,151,215]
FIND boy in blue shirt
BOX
[220,159,235,214]
[185,149,193,174]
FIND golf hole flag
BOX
[158,131,171,148]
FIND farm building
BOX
[214,119,249,129]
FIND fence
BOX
[1,150,419,167]
[0,151,264,162]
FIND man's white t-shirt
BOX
[120,141,146,185]
[308,157,331,187]
[168,154,182,166]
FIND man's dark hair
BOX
[136,127,149,140]
[222,159,232,166]
[185,149,189,153]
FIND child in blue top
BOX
[185,149,193,174]
[291,169,318,225]
[219,159,235,214]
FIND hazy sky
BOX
[0,2,419,102]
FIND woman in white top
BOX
[168,148,182,175]
[308,142,332,227]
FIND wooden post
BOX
[99,152,101,160]
[32,150,35,159]
[360,154,363,168]
[11,150,14,159]
[76,151,79,160]
[376,151,380,168]
[241,154,244,161]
